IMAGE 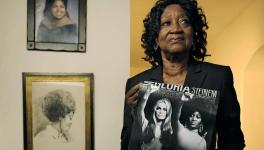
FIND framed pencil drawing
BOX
[23,73,93,150]
[27,0,87,52]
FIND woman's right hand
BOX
[181,92,194,102]
[125,84,140,109]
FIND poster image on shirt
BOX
[128,81,220,150]
[23,73,94,150]
[27,0,87,52]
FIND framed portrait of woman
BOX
[23,73,94,150]
[27,0,87,52]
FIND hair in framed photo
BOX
[27,0,87,52]
[23,73,94,150]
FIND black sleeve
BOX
[121,79,133,150]
[216,67,245,150]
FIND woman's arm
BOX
[216,67,245,150]
[121,80,139,150]
[172,92,194,130]
[137,84,159,132]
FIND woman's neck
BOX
[156,121,163,126]
[154,123,162,138]
[189,128,199,134]
[162,52,189,85]
[51,121,62,134]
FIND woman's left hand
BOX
[125,84,140,109]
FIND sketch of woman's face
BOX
[51,0,66,19]
[60,111,74,133]
[188,111,202,129]
[155,101,167,120]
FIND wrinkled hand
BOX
[181,92,194,102]
[125,84,139,109]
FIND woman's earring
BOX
[154,44,158,51]
[199,124,203,133]
[154,39,159,51]
[184,122,187,128]
[192,42,196,52]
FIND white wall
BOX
[0,0,130,150]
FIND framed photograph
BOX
[27,0,87,52]
[23,73,94,150]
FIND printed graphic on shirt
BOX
[128,81,220,150]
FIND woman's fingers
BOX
[126,84,139,98]
[128,91,139,108]
[126,92,138,108]
[125,84,140,108]
[185,92,194,99]
[181,92,194,101]
[150,85,159,93]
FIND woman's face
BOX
[157,4,193,55]
[155,101,167,120]
[188,111,202,129]
[51,0,66,19]
[60,111,74,133]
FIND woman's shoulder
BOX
[196,61,235,85]
[35,125,55,138]
[57,17,76,27]
[128,67,159,82]
[61,23,77,30]
[199,61,229,70]
[197,61,231,75]
[40,17,76,29]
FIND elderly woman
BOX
[34,89,76,149]
[37,0,78,43]
[122,0,245,150]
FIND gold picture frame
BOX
[23,73,94,150]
